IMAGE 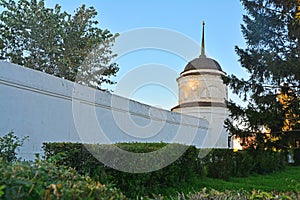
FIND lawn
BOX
[198,166,300,192]
[161,166,300,198]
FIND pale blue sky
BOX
[44,0,248,109]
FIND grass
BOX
[159,166,300,198]
[197,166,300,192]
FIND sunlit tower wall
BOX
[172,22,230,148]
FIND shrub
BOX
[232,150,255,177]
[43,142,199,198]
[250,149,286,174]
[294,148,300,166]
[0,131,28,162]
[43,142,287,197]
[200,149,234,180]
[0,158,125,199]
[197,148,286,179]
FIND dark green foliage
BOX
[0,0,119,90]
[225,0,300,151]
[0,159,125,199]
[232,150,255,177]
[198,149,286,180]
[294,148,300,165]
[43,142,199,198]
[250,149,286,174]
[201,149,234,180]
[0,131,28,163]
[43,142,287,198]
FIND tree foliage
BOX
[225,0,300,150]
[0,0,119,89]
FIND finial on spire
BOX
[201,20,206,57]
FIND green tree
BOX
[225,0,300,150]
[0,0,119,90]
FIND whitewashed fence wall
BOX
[0,61,211,160]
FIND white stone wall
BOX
[0,61,212,160]
[173,106,230,148]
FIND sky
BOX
[44,0,248,110]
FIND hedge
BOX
[43,142,287,197]
[200,149,286,179]
[43,142,199,197]
[294,148,300,165]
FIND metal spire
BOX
[201,21,206,57]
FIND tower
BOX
[171,22,230,148]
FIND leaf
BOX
[0,0,119,90]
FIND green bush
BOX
[0,158,125,200]
[43,142,199,198]
[232,150,255,177]
[197,148,286,179]
[0,131,28,162]
[200,149,234,180]
[249,149,286,174]
[43,142,287,197]
[294,148,300,166]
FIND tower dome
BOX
[182,56,222,73]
